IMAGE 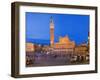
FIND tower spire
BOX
[50,16,54,29]
[50,16,53,23]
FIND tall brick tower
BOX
[50,17,54,47]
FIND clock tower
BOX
[50,17,54,47]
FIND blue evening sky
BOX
[26,12,89,45]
